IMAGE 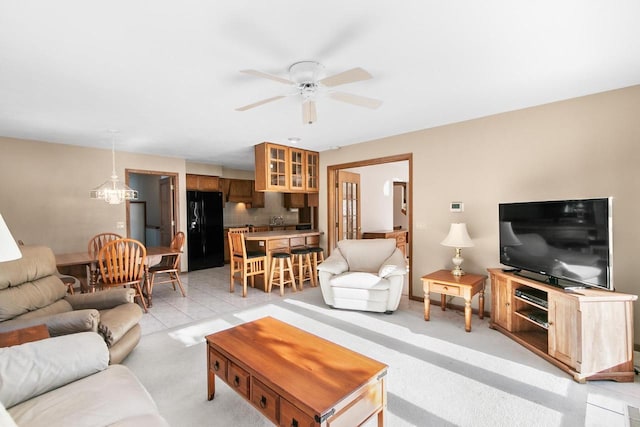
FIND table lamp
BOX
[0,214,22,262]
[441,223,474,276]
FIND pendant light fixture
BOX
[89,130,138,204]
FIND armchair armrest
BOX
[0,332,109,408]
[65,288,135,310]
[378,248,408,278]
[316,251,349,275]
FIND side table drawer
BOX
[209,348,228,377]
[228,362,251,399]
[431,282,460,296]
[280,398,314,427]
[251,378,279,423]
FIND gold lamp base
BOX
[450,248,466,276]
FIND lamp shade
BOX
[0,214,22,262]
[441,223,474,248]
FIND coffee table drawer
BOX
[251,378,279,423]
[431,282,460,296]
[228,363,250,398]
[209,348,228,377]
[280,398,314,427]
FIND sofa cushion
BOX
[0,275,68,322]
[0,332,109,408]
[330,272,389,290]
[337,239,397,273]
[0,246,58,291]
[8,365,162,427]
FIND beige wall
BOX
[319,85,640,343]
[0,138,188,269]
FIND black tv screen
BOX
[499,198,612,290]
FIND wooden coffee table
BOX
[206,317,388,426]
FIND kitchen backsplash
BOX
[223,192,298,226]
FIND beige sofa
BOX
[0,332,168,427]
[317,239,407,313]
[0,245,142,363]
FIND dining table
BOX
[243,229,322,289]
[55,246,180,307]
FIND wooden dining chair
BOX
[88,232,122,289]
[148,231,186,297]
[97,238,148,312]
[228,230,266,297]
[88,232,123,258]
[228,227,249,277]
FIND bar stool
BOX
[307,246,324,286]
[291,247,314,289]
[268,252,297,296]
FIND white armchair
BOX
[317,239,407,313]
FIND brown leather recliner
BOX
[0,245,143,363]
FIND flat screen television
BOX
[499,198,612,290]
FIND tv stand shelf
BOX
[488,268,637,382]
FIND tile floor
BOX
[140,264,314,335]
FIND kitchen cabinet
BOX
[250,184,264,208]
[283,193,318,208]
[186,174,220,191]
[255,143,289,192]
[221,179,264,208]
[226,179,252,203]
[254,142,319,193]
[306,151,319,192]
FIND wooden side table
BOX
[421,270,487,332]
[0,324,50,347]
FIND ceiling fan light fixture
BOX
[302,100,317,125]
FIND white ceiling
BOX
[2,1,639,170]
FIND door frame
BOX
[125,169,180,246]
[327,153,415,300]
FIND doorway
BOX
[327,153,415,299]
[125,169,180,247]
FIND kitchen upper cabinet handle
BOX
[233,375,240,387]
[213,361,220,371]
[259,395,267,408]
[291,419,299,427]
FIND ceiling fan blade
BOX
[328,91,383,109]
[235,95,286,111]
[318,67,373,87]
[302,100,317,125]
[240,69,294,85]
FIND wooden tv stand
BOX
[488,268,637,382]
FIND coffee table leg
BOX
[208,369,216,400]
[479,287,485,320]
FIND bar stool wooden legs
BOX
[268,252,297,296]
[307,246,324,287]
[291,248,314,290]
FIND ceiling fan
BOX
[235,61,383,124]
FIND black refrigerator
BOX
[187,191,224,271]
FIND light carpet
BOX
[123,289,640,426]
